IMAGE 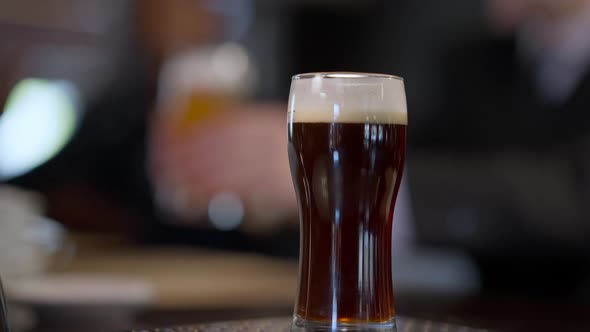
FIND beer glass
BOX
[288,72,407,332]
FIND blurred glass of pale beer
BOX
[150,43,253,224]
[288,73,407,332]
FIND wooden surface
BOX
[50,235,298,309]
[37,234,590,332]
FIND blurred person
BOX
[138,0,297,237]
[150,103,295,234]
[6,0,298,255]
[411,0,590,300]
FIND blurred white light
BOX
[211,42,250,89]
[0,78,79,180]
[208,192,244,231]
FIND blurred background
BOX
[1,0,590,331]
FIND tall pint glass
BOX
[287,72,407,332]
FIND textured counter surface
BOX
[131,316,494,332]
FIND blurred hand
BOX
[150,103,297,234]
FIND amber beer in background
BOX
[151,44,253,222]
[288,73,407,332]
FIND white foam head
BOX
[288,72,407,124]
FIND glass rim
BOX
[292,71,403,81]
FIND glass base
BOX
[291,315,397,332]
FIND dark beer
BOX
[288,72,406,331]
[288,120,406,323]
